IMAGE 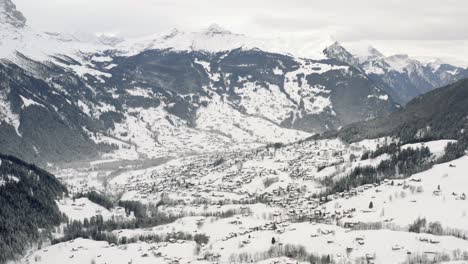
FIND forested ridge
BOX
[329,78,468,144]
[0,154,67,264]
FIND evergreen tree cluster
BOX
[324,146,431,194]
[0,154,67,264]
[118,200,147,218]
[330,79,468,144]
[53,214,209,246]
[76,191,114,210]
[230,243,333,264]
[439,133,468,163]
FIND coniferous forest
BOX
[0,154,67,264]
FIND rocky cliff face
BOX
[0,0,26,28]
[324,43,468,104]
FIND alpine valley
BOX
[1,0,468,264]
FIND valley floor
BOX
[19,138,468,264]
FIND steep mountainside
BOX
[0,154,67,263]
[324,42,468,104]
[0,1,397,165]
[334,78,468,143]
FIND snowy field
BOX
[18,138,466,264]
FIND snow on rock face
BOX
[19,95,45,109]
[272,66,283,75]
[325,43,468,105]
[91,55,113,62]
[385,54,412,73]
[0,174,19,186]
[203,23,232,35]
[367,94,389,101]
[0,0,26,28]
[0,2,108,62]
[323,41,360,67]
[0,89,21,136]
[126,87,153,98]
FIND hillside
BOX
[2,1,468,263]
[0,154,67,263]
[334,78,468,143]
[0,0,398,165]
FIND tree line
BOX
[0,154,67,264]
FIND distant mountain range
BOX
[324,42,468,104]
[0,0,466,165]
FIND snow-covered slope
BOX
[0,1,398,165]
[23,139,468,264]
[323,155,468,233]
[116,24,335,60]
[23,222,468,264]
[0,0,108,62]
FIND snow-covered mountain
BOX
[0,0,25,28]
[3,2,468,264]
[0,0,398,165]
[116,24,336,60]
[323,41,360,68]
[324,42,468,104]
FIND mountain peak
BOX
[96,34,125,46]
[203,23,232,35]
[388,54,409,60]
[323,41,346,54]
[0,0,26,28]
[367,46,384,58]
[329,41,344,49]
[427,58,445,71]
[323,41,360,67]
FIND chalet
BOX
[392,245,402,251]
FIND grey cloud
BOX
[14,0,467,40]
[11,0,468,66]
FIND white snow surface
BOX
[401,139,456,157]
[323,155,468,232]
[0,22,335,64]
[57,197,132,222]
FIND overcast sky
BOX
[14,0,468,66]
